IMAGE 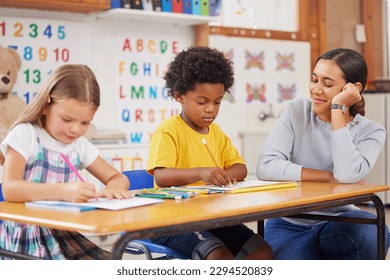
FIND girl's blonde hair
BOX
[0,64,100,165]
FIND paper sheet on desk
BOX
[26,197,163,211]
[186,180,298,194]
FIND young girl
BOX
[257,48,390,259]
[147,46,273,260]
[0,64,131,259]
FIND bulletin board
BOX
[209,34,311,137]
[0,16,91,103]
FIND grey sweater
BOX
[257,97,386,223]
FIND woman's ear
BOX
[354,82,363,93]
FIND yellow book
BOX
[186,180,298,194]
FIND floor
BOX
[87,203,390,260]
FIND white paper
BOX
[26,197,162,211]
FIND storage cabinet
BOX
[363,93,390,204]
[0,0,110,13]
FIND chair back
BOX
[0,183,3,225]
[121,170,188,259]
[122,170,154,190]
[0,183,3,202]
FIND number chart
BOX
[0,17,91,105]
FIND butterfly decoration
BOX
[246,83,266,103]
[277,83,296,102]
[276,52,295,71]
[244,50,265,70]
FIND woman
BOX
[257,48,390,259]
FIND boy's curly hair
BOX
[164,46,234,97]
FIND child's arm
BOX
[154,163,247,187]
[86,156,131,199]
[2,147,97,203]
[224,163,247,183]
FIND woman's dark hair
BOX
[317,48,366,116]
[164,45,234,98]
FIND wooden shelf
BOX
[0,7,95,21]
[0,0,110,13]
[94,9,221,26]
[0,7,221,26]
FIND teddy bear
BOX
[0,46,26,142]
[0,47,98,146]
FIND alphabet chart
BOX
[0,16,91,104]
[114,31,183,145]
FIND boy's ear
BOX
[174,92,184,103]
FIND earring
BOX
[48,96,51,103]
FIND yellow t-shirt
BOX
[147,115,245,185]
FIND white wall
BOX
[217,0,298,31]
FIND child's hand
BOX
[63,182,97,202]
[95,189,134,200]
[200,167,234,187]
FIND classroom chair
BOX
[0,183,3,225]
[0,183,3,202]
[122,169,187,260]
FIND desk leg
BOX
[257,220,264,237]
[111,232,140,260]
[371,194,386,260]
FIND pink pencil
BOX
[60,153,85,182]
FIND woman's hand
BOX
[332,82,361,107]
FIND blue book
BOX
[191,0,200,15]
[161,0,172,12]
[111,0,121,8]
[25,201,96,213]
[183,0,192,14]
[208,0,219,16]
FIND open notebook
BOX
[25,197,163,212]
[184,180,298,194]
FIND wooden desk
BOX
[0,182,388,260]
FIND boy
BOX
[147,46,272,260]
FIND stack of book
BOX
[179,180,298,194]
[110,0,221,16]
